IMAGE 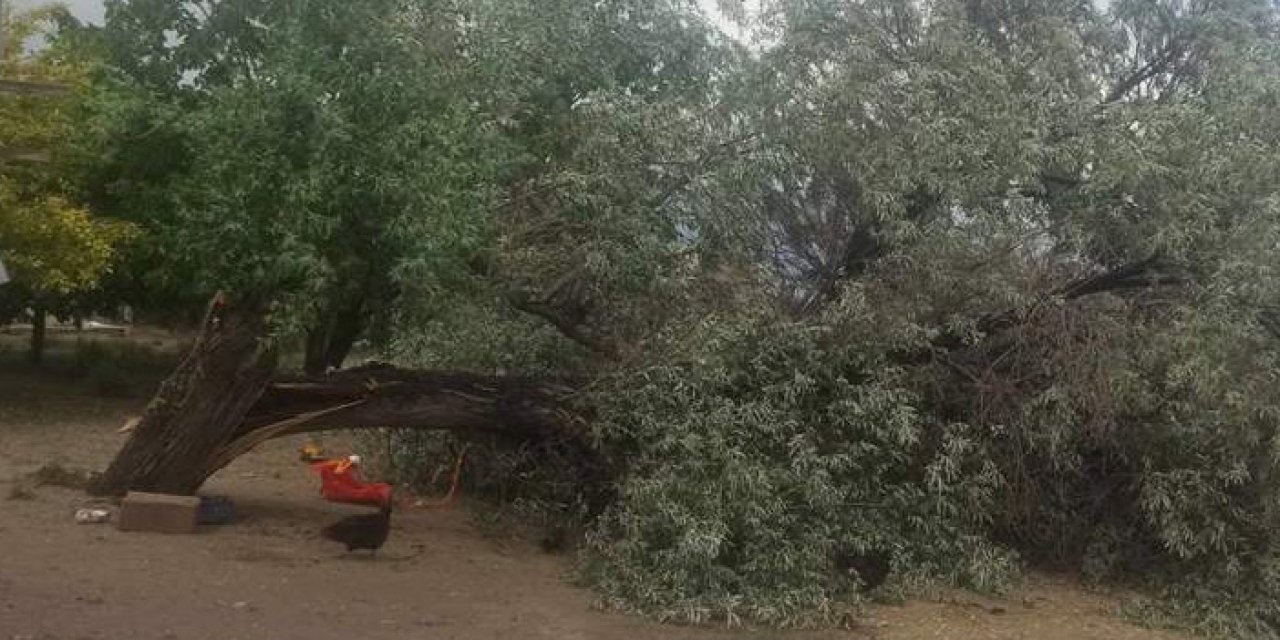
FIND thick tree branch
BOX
[900,255,1186,363]
[504,287,623,359]
[212,363,611,512]
[1103,37,1188,105]
[239,364,581,439]
[467,249,622,358]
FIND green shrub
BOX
[581,308,1017,627]
[382,275,1280,635]
[571,275,1280,632]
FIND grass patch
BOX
[0,333,183,398]
[7,482,36,501]
[29,462,97,490]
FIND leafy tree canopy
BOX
[66,0,1280,635]
[0,6,134,337]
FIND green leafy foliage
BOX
[87,0,510,342]
[568,0,1280,632]
[0,187,132,294]
[584,307,1017,626]
[0,6,135,342]
[45,0,1280,635]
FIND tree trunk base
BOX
[89,297,601,502]
[29,305,46,365]
[89,293,275,496]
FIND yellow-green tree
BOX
[0,188,131,292]
[0,5,133,362]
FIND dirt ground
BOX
[0,356,1189,640]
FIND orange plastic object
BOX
[310,459,392,507]
[298,441,326,463]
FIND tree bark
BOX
[28,304,45,364]
[324,303,365,368]
[89,292,277,496]
[303,328,330,376]
[229,365,610,513]
[242,366,578,438]
[210,365,605,499]
[303,297,367,375]
[894,255,1185,364]
[88,329,604,502]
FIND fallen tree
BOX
[88,293,596,498]
[89,293,276,497]
[91,257,1180,500]
[211,365,602,500]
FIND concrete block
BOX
[117,491,200,534]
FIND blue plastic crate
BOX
[197,494,235,525]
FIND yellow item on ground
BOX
[299,441,326,463]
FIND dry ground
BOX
[0,335,1189,640]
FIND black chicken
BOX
[321,503,392,556]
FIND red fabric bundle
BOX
[311,459,392,507]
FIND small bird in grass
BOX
[321,503,392,557]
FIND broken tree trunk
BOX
[89,322,600,500]
[208,365,608,510]
[89,292,277,496]
[209,365,588,475]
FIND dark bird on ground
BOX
[836,549,892,593]
[321,503,392,556]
